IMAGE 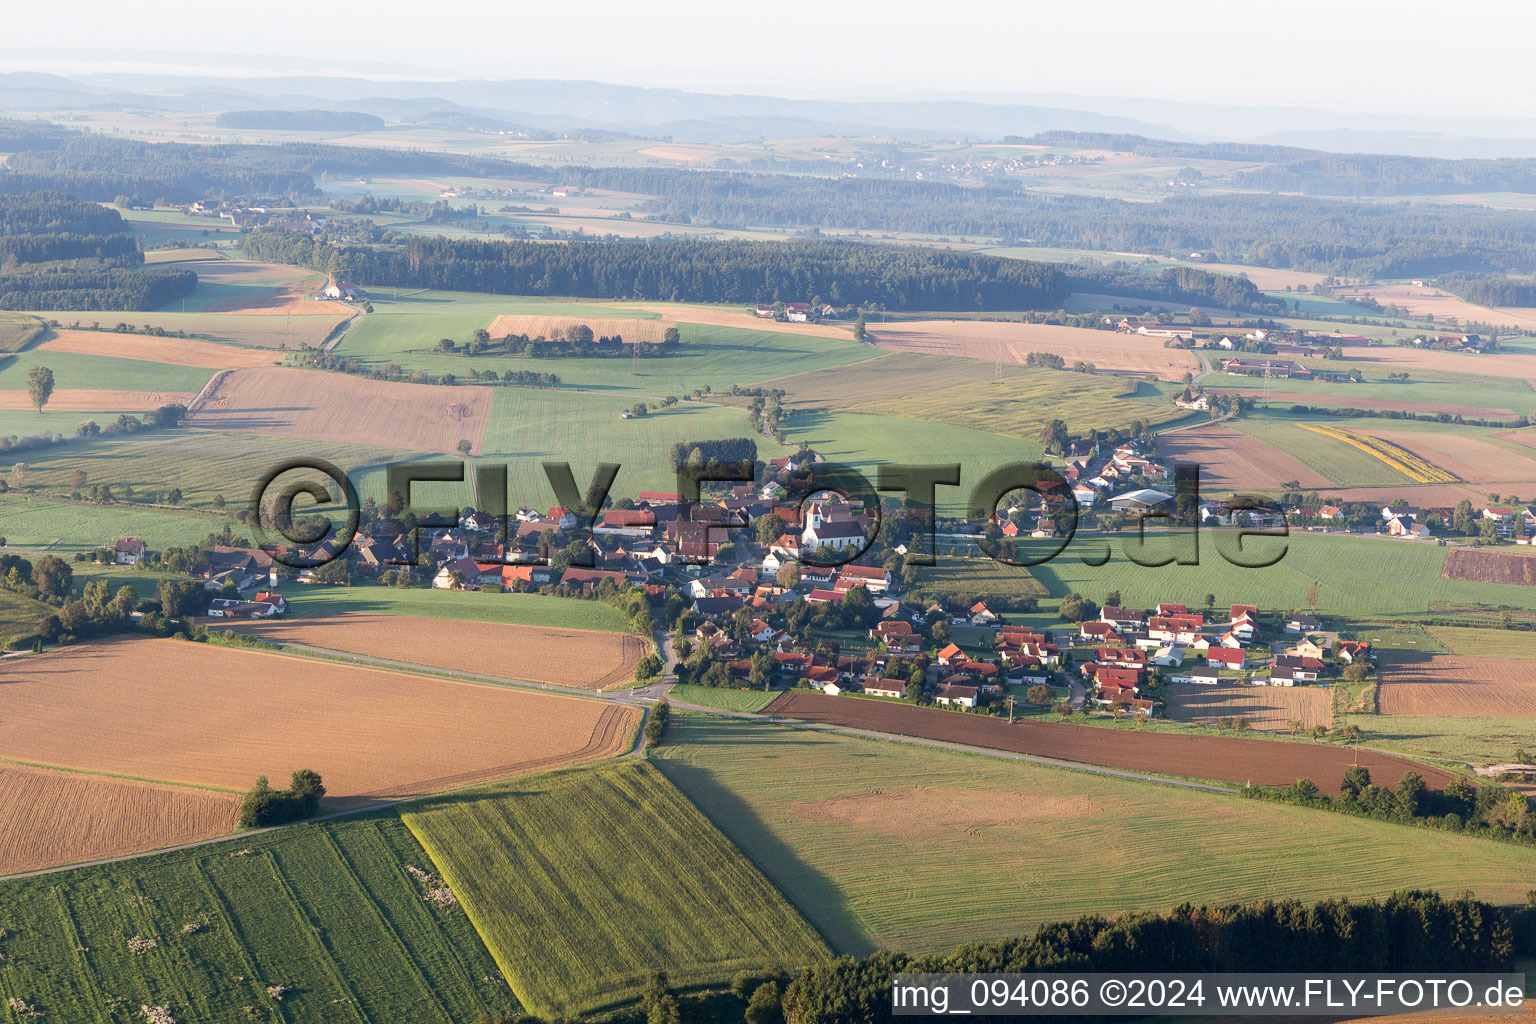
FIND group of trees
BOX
[670,438,759,477]
[445,324,682,359]
[1067,265,1286,314]
[240,232,1071,311]
[237,769,326,828]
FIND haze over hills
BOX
[5,63,1536,157]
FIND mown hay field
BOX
[0,762,240,875]
[0,813,518,1021]
[486,314,674,343]
[869,320,1201,380]
[402,760,829,1017]
[226,613,647,689]
[652,713,1536,956]
[1165,683,1331,732]
[1427,626,1536,658]
[38,329,283,368]
[187,366,493,454]
[0,638,638,806]
[1378,652,1536,718]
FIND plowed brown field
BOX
[1167,683,1331,732]
[186,366,492,453]
[870,320,1200,380]
[1443,547,1536,586]
[0,763,239,875]
[224,613,646,689]
[1156,424,1330,491]
[1379,652,1536,717]
[39,330,282,367]
[0,639,638,807]
[763,692,1449,794]
[486,314,673,343]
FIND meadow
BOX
[0,812,519,1023]
[1021,531,1536,617]
[667,684,781,712]
[651,713,1536,956]
[1230,416,1418,487]
[0,348,214,396]
[909,554,1050,603]
[333,291,879,398]
[0,494,227,555]
[1340,713,1536,765]
[0,313,44,352]
[1427,626,1536,657]
[0,586,53,648]
[400,760,830,1017]
[280,582,631,632]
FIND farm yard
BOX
[486,314,674,343]
[0,638,638,806]
[1377,652,1536,718]
[225,613,648,689]
[868,320,1202,380]
[652,713,1536,955]
[37,329,283,368]
[0,813,519,1022]
[760,691,1450,793]
[1165,683,1331,733]
[0,763,240,875]
[400,760,829,1017]
[187,366,493,454]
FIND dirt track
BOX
[763,692,1451,794]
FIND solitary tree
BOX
[456,439,472,458]
[26,366,54,414]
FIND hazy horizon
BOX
[6,0,1536,122]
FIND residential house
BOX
[933,682,978,708]
[114,537,147,565]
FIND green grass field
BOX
[333,291,877,399]
[1427,626,1536,658]
[0,813,518,1023]
[1230,416,1417,487]
[0,349,214,395]
[1342,714,1536,765]
[1016,530,1536,618]
[472,387,791,508]
[280,581,631,631]
[910,554,1050,603]
[401,760,829,1017]
[0,586,53,648]
[0,494,229,554]
[651,713,1536,956]
[5,429,410,510]
[667,684,781,711]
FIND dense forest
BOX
[240,232,1071,310]
[215,110,386,131]
[1065,265,1286,313]
[780,890,1518,1024]
[0,193,196,310]
[1437,271,1536,307]
[0,120,556,203]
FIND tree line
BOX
[240,231,1070,311]
[1065,264,1285,313]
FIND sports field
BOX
[652,714,1536,955]
[226,612,647,689]
[0,813,519,1021]
[401,760,829,1016]
[0,638,637,805]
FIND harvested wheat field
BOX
[1333,284,1532,329]
[173,256,314,285]
[204,294,353,315]
[0,638,638,807]
[870,320,1200,380]
[224,613,647,689]
[0,389,194,411]
[1337,345,1536,389]
[1443,547,1536,586]
[1166,683,1331,733]
[487,314,674,343]
[1156,424,1329,491]
[617,304,854,339]
[0,762,240,875]
[187,366,492,453]
[39,330,281,368]
[1379,652,1536,718]
[1357,428,1534,484]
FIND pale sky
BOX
[5,0,1535,120]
